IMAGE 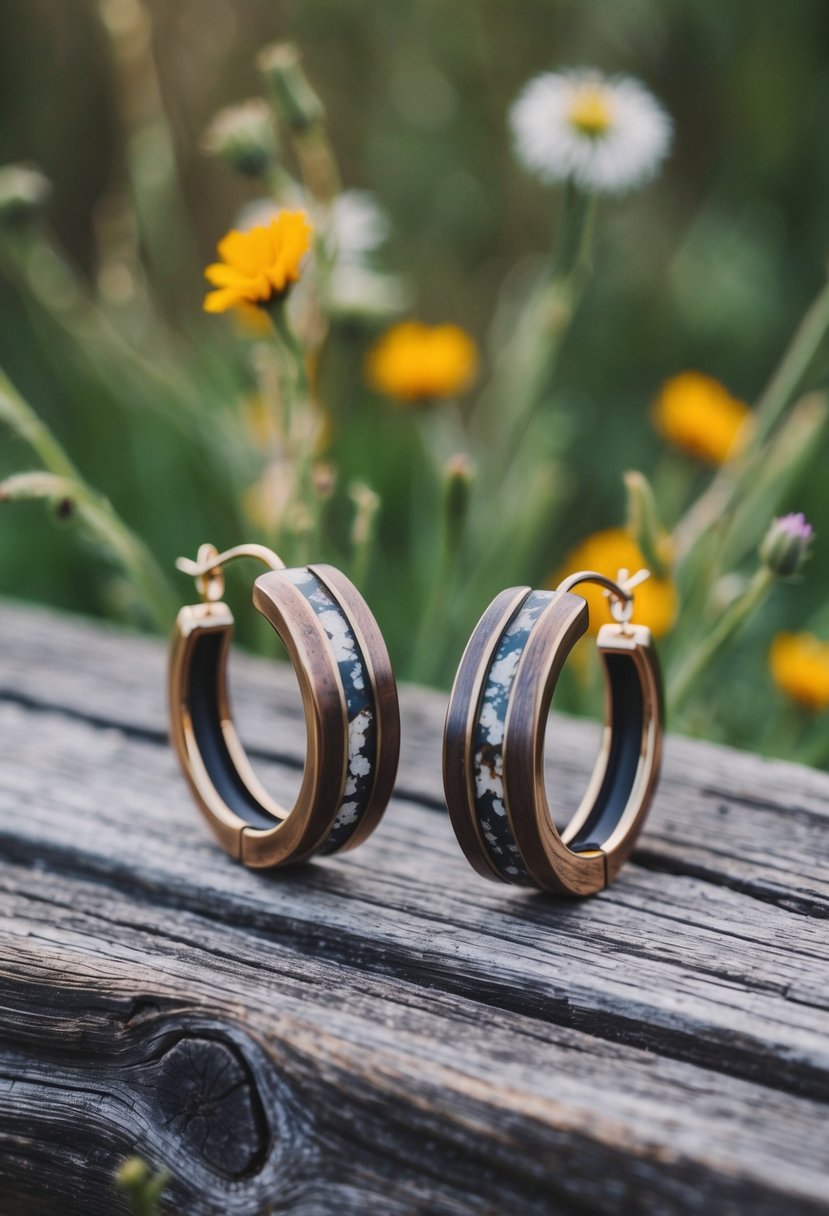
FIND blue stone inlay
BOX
[284,569,376,852]
[472,590,553,882]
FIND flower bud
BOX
[115,1157,151,1189]
[202,100,279,178]
[443,453,474,547]
[624,469,671,578]
[760,512,814,578]
[258,43,324,133]
[0,164,51,227]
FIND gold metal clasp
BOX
[556,567,650,630]
[176,543,285,603]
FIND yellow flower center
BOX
[366,321,478,404]
[550,528,677,639]
[568,86,613,137]
[652,372,751,466]
[203,210,313,315]
[769,633,829,713]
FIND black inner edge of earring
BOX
[188,631,282,830]
[568,652,643,852]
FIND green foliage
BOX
[115,1157,169,1216]
[1,1,829,763]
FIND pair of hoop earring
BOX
[169,543,662,896]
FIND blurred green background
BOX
[1,0,828,754]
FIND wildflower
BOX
[510,69,671,195]
[652,372,751,465]
[551,528,677,637]
[329,190,390,263]
[202,100,279,178]
[239,189,388,265]
[770,633,829,712]
[258,43,324,133]
[760,512,814,578]
[203,211,313,314]
[0,163,51,227]
[366,322,478,403]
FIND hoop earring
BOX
[169,543,400,868]
[443,570,663,895]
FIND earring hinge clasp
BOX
[555,567,650,628]
[176,543,286,603]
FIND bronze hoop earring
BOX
[443,570,663,896]
[169,543,400,868]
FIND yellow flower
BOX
[234,302,274,337]
[203,210,313,313]
[568,85,612,137]
[769,633,829,713]
[366,321,478,403]
[652,372,751,465]
[550,528,677,638]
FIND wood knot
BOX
[152,1036,269,1179]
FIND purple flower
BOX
[760,513,814,577]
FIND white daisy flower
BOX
[328,190,390,264]
[510,69,672,195]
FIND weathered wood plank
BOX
[2,863,829,1215]
[1,696,827,1097]
[0,600,828,1213]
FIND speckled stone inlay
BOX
[472,590,553,882]
[285,569,376,853]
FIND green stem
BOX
[551,183,598,287]
[0,369,175,629]
[0,370,79,479]
[349,485,380,590]
[408,525,461,685]
[0,236,209,439]
[752,274,829,449]
[72,481,177,628]
[271,303,309,440]
[668,568,774,715]
[408,459,471,684]
[673,276,829,564]
[490,187,598,467]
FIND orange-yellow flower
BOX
[366,321,478,403]
[203,210,313,313]
[769,632,829,713]
[652,372,751,465]
[550,528,677,638]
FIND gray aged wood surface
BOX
[0,599,828,1215]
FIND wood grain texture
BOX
[0,599,828,1214]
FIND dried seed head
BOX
[203,100,279,178]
